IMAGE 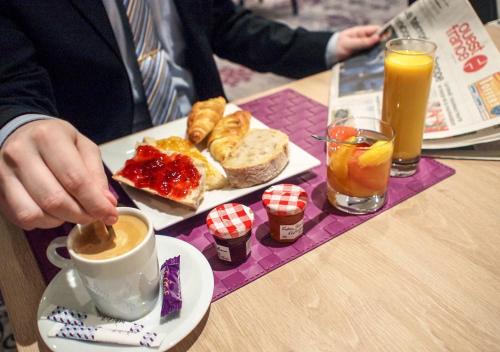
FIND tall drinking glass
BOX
[381,38,436,177]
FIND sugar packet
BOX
[41,305,144,332]
[48,323,165,348]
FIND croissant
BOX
[208,110,251,162]
[187,97,226,144]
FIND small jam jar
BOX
[262,184,307,243]
[206,203,254,264]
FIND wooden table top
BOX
[1,71,500,352]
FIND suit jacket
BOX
[0,0,332,144]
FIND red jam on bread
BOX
[117,145,201,200]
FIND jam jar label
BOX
[279,219,304,240]
[215,244,231,262]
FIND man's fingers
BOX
[9,150,95,225]
[76,134,118,207]
[355,33,380,49]
[358,25,381,37]
[0,119,118,228]
[344,25,380,38]
[344,29,380,51]
[0,167,63,230]
[35,124,117,223]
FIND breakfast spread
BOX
[262,184,307,243]
[187,96,226,144]
[43,95,319,349]
[113,144,205,209]
[208,110,251,162]
[222,129,289,188]
[113,97,292,211]
[206,203,254,264]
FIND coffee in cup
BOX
[47,207,160,321]
[72,215,148,260]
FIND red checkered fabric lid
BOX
[206,203,254,239]
[262,184,307,216]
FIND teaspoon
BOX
[311,134,369,144]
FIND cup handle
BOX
[46,236,72,269]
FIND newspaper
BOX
[329,0,500,152]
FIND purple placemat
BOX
[24,89,455,301]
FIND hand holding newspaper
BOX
[329,0,500,159]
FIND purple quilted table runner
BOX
[24,89,455,301]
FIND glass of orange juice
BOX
[381,38,436,177]
[326,117,394,214]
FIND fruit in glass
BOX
[326,121,394,213]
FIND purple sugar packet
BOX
[160,256,182,318]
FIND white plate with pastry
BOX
[100,103,320,231]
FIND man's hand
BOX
[335,25,381,62]
[0,119,118,230]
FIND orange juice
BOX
[382,50,434,161]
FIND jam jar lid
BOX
[206,203,254,239]
[262,184,308,216]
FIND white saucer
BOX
[37,235,214,351]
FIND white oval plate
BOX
[100,104,321,231]
[37,235,214,351]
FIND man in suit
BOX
[0,0,380,230]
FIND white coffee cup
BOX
[47,207,159,321]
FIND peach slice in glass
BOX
[329,136,356,180]
[358,141,393,168]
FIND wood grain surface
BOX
[1,71,500,352]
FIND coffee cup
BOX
[46,207,159,321]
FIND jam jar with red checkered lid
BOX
[206,203,254,264]
[262,184,308,243]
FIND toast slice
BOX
[113,144,205,209]
[222,129,289,188]
[143,136,227,191]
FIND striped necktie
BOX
[123,0,179,125]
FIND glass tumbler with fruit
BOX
[326,117,394,214]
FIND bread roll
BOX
[222,129,289,188]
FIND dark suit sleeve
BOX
[209,0,333,79]
[0,5,58,128]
